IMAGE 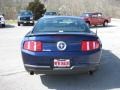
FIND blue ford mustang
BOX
[21,16,102,75]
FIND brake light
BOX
[23,41,42,52]
[81,40,100,51]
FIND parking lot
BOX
[0,19,120,90]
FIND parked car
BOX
[43,11,59,17]
[21,16,102,75]
[17,10,34,26]
[0,15,5,27]
[80,12,111,27]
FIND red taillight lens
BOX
[23,41,42,52]
[81,40,100,51]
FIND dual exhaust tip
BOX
[30,71,34,75]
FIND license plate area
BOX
[53,59,70,68]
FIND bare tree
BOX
[0,0,120,19]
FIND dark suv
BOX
[17,10,34,26]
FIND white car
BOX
[0,15,5,27]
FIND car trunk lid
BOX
[25,32,98,52]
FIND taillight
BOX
[81,40,100,51]
[23,41,42,52]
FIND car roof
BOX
[41,16,84,21]
[19,10,32,14]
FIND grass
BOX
[6,20,17,24]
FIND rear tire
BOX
[103,21,108,27]
[31,23,34,26]
[2,24,5,27]
[88,71,94,75]
[86,22,90,27]
[18,22,20,26]
[88,65,99,75]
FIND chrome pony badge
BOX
[57,41,67,51]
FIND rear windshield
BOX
[32,17,90,33]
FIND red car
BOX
[80,12,111,27]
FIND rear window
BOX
[32,17,90,33]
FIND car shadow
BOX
[40,50,120,90]
[23,25,34,27]
[90,24,116,29]
[0,24,15,28]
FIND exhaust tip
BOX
[30,71,34,75]
[88,71,94,75]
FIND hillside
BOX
[45,0,120,18]
[0,0,120,19]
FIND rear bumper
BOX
[24,63,99,74]
[22,50,102,74]
[18,20,34,24]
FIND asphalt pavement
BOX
[0,19,120,90]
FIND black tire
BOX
[103,21,108,27]
[88,65,99,75]
[18,22,20,26]
[31,23,34,26]
[88,71,94,75]
[2,24,5,27]
[86,22,90,27]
